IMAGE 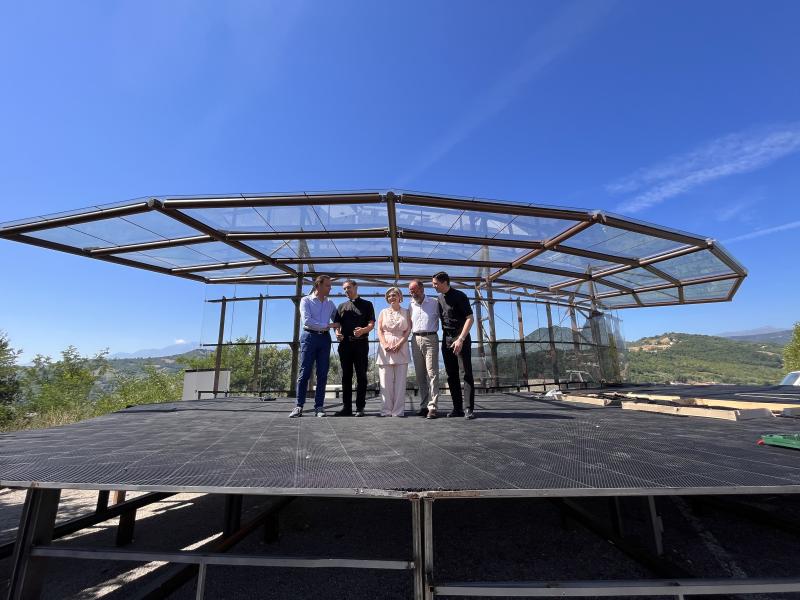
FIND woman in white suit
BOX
[376,287,411,416]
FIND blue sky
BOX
[1,0,799,361]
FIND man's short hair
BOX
[432,271,450,284]
[342,279,358,288]
[408,278,424,288]
[313,275,332,290]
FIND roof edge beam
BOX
[0,202,153,236]
[161,192,383,209]
[228,229,387,241]
[399,193,593,221]
[400,229,543,250]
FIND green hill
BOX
[626,333,785,385]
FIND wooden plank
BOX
[621,401,773,421]
[561,395,620,407]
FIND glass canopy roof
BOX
[0,190,746,310]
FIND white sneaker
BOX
[315,409,327,417]
[288,406,303,418]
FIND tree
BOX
[178,337,293,392]
[21,346,109,418]
[96,366,183,414]
[784,322,800,373]
[0,331,22,422]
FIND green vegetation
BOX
[784,322,800,373]
[0,334,183,432]
[627,332,785,385]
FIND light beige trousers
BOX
[379,363,408,416]
[411,333,440,410]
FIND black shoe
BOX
[417,407,428,417]
[333,410,354,417]
[448,410,465,418]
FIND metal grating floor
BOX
[598,383,800,404]
[1,394,799,498]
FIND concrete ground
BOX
[2,488,800,599]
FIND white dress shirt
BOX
[409,295,440,333]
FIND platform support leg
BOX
[423,498,435,600]
[609,497,625,538]
[112,491,136,546]
[8,488,62,600]
[647,496,664,556]
[95,490,110,513]
[412,498,424,600]
[262,511,280,543]
[195,562,208,600]
[223,494,243,537]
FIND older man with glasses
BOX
[408,278,440,419]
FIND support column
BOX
[223,495,243,537]
[545,302,559,384]
[113,490,136,547]
[423,498,434,600]
[485,280,499,387]
[411,498,424,600]
[8,488,62,600]
[569,306,581,352]
[515,299,529,385]
[289,274,303,397]
[252,294,264,393]
[473,287,487,389]
[213,297,227,397]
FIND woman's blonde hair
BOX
[384,287,403,302]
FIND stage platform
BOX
[2,393,799,498]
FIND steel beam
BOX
[252,295,264,393]
[545,303,559,383]
[399,193,592,222]
[386,191,401,282]
[516,299,529,383]
[485,280,499,386]
[90,234,213,256]
[227,228,388,241]
[289,273,303,398]
[213,298,227,397]
[0,201,152,236]
[161,191,384,209]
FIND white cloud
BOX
[395,1,615,186]
[609,124,800,214]
[174,338,188,345]
[723,219,800,244]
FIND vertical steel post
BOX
[252,294,264,393]
[545,302,559,384]
[515,299,529,384]
[95,490,110,514]
[113,490,136,546]
[213,297,227,397]
[411,498,424,600]
[195,562,207,600]
[289,274,303,397]
[223,495,243,537]
[423,498,434,600]
[647,496,664,556]
[8,488,62,600]
[485,279,499,387]
[569,306,581,352]
[473,287,487,389]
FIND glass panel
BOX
[308,203,388,230]
[683,279,736,300]
[121,211,200,239]
[29,226,115,249]
[183,206,284,232]
[494,214,576,241]
[240,239,299,258]
[396,205,528,238]
[110,252,177,269]
[636,289,679,304]
[599,294,637,307]
[529,250,615,272]
[567,224,684,258]
[605,268,665,288]
[319,262,397,276]
[69,216,173,246]
[196,264,284,279]
[119,242,252,267]
[654,249,731,280]
[501,269,572,288]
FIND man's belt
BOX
[413,331,438,336]
[303,327,329,334]
[344,335,369,342]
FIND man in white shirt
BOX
[289,275,338,418]
[408,279,440,419]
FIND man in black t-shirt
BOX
[432,271,476,419]
[332,279,375,416]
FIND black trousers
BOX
[338,340,369,412]
[442,332,474,412]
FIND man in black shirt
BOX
[432,271,476,419]
[333,279,375,417]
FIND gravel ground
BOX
[2,488,800,599]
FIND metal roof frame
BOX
[0,190,747,309]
